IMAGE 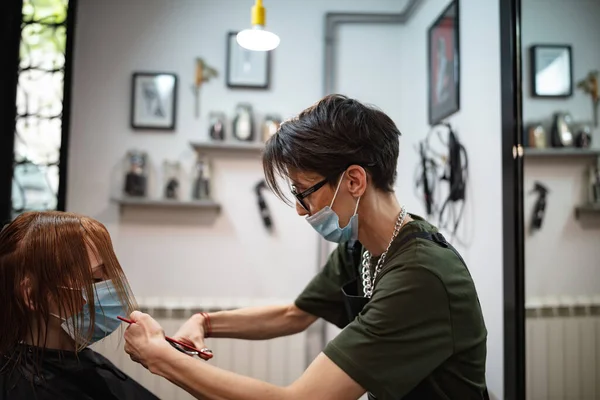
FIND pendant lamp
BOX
[236,0,280,51]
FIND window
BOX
[12,0,73,217]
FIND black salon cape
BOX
[0,345,159,400]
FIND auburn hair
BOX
[0,211,137,360]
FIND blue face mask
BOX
[306,174,361,244]
[53,280,125,345]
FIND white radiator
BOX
[526,297,600,400]
[92,298,308,400]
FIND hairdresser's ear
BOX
[21,277,35,311]
[346,165,368,198]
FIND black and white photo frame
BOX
[131,72,178,130]
[226,32,271,89]
[529,44,573,98]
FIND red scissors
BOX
[118,316,213,360]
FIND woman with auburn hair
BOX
[0,211,158,400]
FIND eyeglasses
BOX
[290,163,376,211]
[291,178,329,211]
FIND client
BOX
[0,211,158,399]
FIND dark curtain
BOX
[0,0,22,223]
[0,0,77,222]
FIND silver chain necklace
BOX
[361,206,407,298]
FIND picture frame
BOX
[427,0,460,126]
[130,72,177,130]
[226,31,271,89]
[529,44,573,98]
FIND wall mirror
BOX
[530,44,573,97]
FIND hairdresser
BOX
[123,94,489,400]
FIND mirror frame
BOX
[500,0,526,399]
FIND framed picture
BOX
[131,72,177,130]
[529,44,573,98]
[427,1,460,125]
[226,31,271,89]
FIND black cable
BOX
[451,144,469,237]
[439,128,468,237]
[414,139,442,218]
[415,123,469,240]
[415,124,448,219]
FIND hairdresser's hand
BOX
[172,313,207,351]
[124,311,173,371]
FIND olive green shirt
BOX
[295,215,487,400]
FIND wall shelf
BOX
[111,196,221,212]
[575,203,600,219]
[524,148,600,158]
[190,141,264,154]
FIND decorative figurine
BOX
[124,151,148,197]
[209,112,227,141]
[262,114,281,142]
[550,112,574,147]
[192,154,211,200]
[575,125,592,148]
[191,58,218,119]
[163,160,181,200]
[577,70,599,127]
[527,123,546,148]
[232,103,254,142]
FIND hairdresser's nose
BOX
[296,201,310,217]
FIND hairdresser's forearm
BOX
[151,349,289,400]
[206,303,317,340]
[148,345,365,400]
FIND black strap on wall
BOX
[254,180,273,231]
[0,0,22,223]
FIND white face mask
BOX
[51,280,125,345]
[305,174,361,244]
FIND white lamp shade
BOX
[236,27,280,51]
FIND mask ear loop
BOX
[49,312,66,322]
[331,172,362,215]
[329,173,345,208]
[353,196,361,215]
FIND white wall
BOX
[394,1,504,397]
[329,1,504,397]
[69,0,406,301]
[324,16,404,360]
[522,0,600,301]
[70,0,505,397]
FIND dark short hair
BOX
[263,94,401,203]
